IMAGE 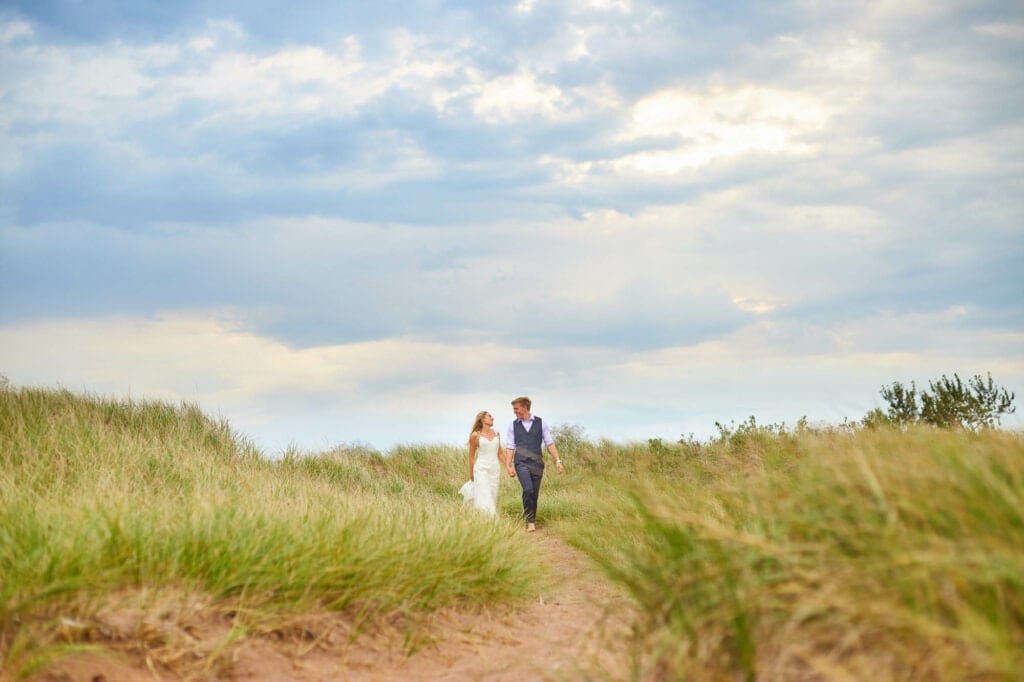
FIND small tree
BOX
[550,423,589,458]
[875,372,1015,430]
[880,380,919,425]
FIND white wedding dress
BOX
[463,434,501,516]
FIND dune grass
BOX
[4,385,1022,680]
[0,386,539,678]
[554,423,1024,680]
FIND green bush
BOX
[873,372,1016,429]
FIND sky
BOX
[1,0,1022,453]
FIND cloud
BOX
[4,143,1021,351]
[0,312,558,448]
[613,85,830,173]
[1,14,632,227]
[2,310,1020,450]
[515,0,633,15]
[0,26,465,131]
[1,1,1022,448]
[972,21,1024,40]
[0,19,32,43]
[471,69,575,123]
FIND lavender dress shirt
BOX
[505,417,554,451]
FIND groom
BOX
[504,396,563,532]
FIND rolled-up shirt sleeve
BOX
[506,422,516,450]
[542,420,554,446]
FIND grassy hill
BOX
[2,385,1022,680]
[0,386,539,678]
[553,421,1024,680]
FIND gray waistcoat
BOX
[514,417,545,471]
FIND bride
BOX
[459,410,502,516]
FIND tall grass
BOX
[0,386,539,678]
[6,385,1021,680]
[560,424,1024,680]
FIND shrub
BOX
[875,372,1016,429]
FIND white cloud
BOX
[2,2,1021,450]
[795,0,952,28]
[3,308,1020,450]
[566,24,594,60]
[578,0,632,12]
[540,84,833,179]
[192,19,246,50]
[0,311,544,446]
[168,41,379,122]
[972,22,1024,40]
[418,193,896,341]
[0,20,33,44]
[623,85,830,145]
[0,23,472,134]
[731,296,779,315]
[0,16,621,159]
[514,0,632,14]
[770,33,883,88]
[470,69,575,123]
[539,153,594,185]
[0,44,165,125]
[611,132,809,174]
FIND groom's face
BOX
[512,403,529,420]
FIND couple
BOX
[462,396,564,532]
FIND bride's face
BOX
[483,413,494,428]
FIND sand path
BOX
[327,532,633,681]
[242,532,635,681]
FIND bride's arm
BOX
[468,432,478,481]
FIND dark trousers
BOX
[514,459,544,523]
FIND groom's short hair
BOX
[511,396,532,410]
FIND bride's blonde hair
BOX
[468,410,488,444]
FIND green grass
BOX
[0,386,539,678]
[4,386,1022,680]
[558,424,1024,680]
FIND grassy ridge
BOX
[556,425,1024,680]
[0,386,538,677]
[4,385,1022,680]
